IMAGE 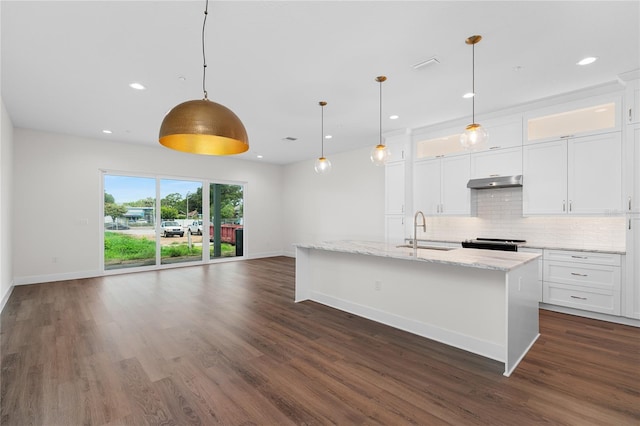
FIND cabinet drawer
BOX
[544,261,619,289]
[543,283,619,315]
[543,249,620,266]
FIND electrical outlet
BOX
[375,280,382,291]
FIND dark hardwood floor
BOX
[1,256,639,425]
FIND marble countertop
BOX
[293,240,540,272]
[414,239,625,255]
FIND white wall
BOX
[12,128,284,284]
[1,99,15,309]
[282,147,385,256]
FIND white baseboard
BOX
[540,303,640,328]
[14,270,102,286]
[1,283,14,313]
[247,250,285,259]
[282,250,295,258]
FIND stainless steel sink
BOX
[396,244,455,251]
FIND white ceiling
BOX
[2,1,639,165]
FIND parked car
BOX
[160,221,184,237]
[188,220,203,235]
[104,222,130,230]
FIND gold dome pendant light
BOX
[371,76,391,166]
[314,101,332,174]
[460,35,488,151]
[159,0,248,155]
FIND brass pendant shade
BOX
[159,99,249,155]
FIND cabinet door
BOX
[625,216,640,319]
[484,118,522,150]
[523,140,567,215]
[627,79,640,125]
[385,133,409,163]
[413,159,441,215]
[385,215,406,244]
[385,162,405,215]
[470,147,522,179]
[441,155,471,215]
[568,133,622,214]
[629,126,640,213]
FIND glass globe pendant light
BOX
[371,76,391,166]
[460,35,488,151]
[314,101,332,174]
[159,0,249,155]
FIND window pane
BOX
[104,175,156,270]
[160,179,203,265]
[210,183,244,259]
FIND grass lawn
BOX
[105,232,236,266]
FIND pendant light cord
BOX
[321,103,325,158]
[202,0,209,100]
[471,42,475,123]
[379,79,383,145]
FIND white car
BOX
[161,221,184,237]
[188,220,203,235]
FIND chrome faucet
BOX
[413,210,426,257]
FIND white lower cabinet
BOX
[624,215,640,319]
[543,249,621,315]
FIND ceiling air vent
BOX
[282,137,298,141]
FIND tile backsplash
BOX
[417,187,626,252]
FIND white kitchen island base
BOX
[295,243,540,377]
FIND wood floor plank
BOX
[1,256,639,425]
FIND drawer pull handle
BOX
[570,295,588,300]
[571,255,588,259]
[571,272,588,277]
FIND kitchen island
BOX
[294,240,541,376]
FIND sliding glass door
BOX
[210,183,244,260]
[103,175,156,270]
[160,179,203,265]
[103,172,245,271]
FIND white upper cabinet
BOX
[524,95,622,145]
[413,159,441,215]
[414,155,470,216]
[384,132,410,163]
[414,131,464,160]
[385,162,405,215]
[569,133,622,214]
[470,147,522,179]
[523,132,623,215]
[482,116,523,151]
[523,140,567,215]
[628,125,640,213]
[624,77,640,125]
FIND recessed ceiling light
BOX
[463,92,475,99]
[389,115,399,120]
[325,135,332,139]
[102,129,112,134]
[577,57,597,66]
[129,82,146,90]
[257,155,263,159]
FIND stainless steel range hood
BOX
[467,175,523,189]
